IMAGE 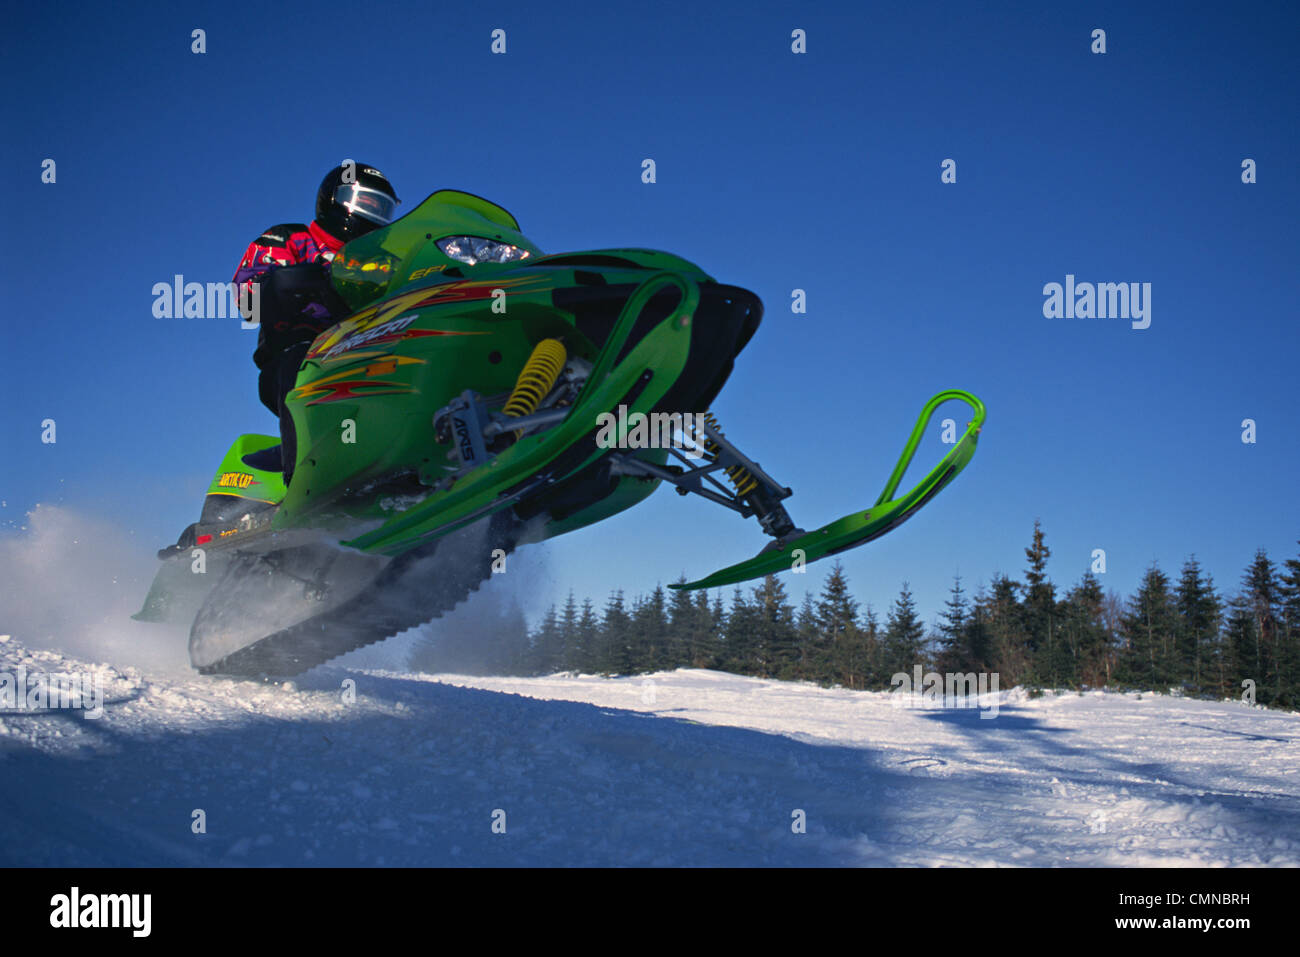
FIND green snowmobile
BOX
[137,189,985,677]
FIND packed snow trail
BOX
[0,637,1296,866]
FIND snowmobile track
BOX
[196,515,518,679]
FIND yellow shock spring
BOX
[503,338,568,436]
[701,412,759,496]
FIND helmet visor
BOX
[333,183,399,226]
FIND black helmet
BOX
[315,162,400,242]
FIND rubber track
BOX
[197,519,517,679]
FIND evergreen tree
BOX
[984,575,1028,683]
[814,564,863,684]
[624,593,647,672]
[597,590,633,675]
[575,597,600,674]
[750,575,799,678]
[935,575,975,672]
[1098,588,1126,686]
[668,576,710,669]
[529,604,564,675]
[1278,540,1300,706]
[882,582,927,678]
[960,583,995,678]
[701,590,727,669]
[722,586,755,673]
[825,598,873,691]
[558,590,581,672]
[1226,550,1284,705]
[794,592,820,681]
[1021,520,1060,683]
[857,603,882,688]
[815,565,860,667]
[1117,564,1179,688]
[1281,541,1300,638]
[1057,571,1108,687]
[1174,557,1221,693]
[631,585,671,673]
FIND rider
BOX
[233,162,400,479]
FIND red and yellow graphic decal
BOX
[292,354,427,405]
[307,274,549,360]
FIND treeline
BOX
[409,522,1300,708]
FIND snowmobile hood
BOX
[331,190,542,311]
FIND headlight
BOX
[436,236,532,265]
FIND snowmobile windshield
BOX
[330,190,542,312]
[334,183,399,225]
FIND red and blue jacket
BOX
[233,220,343,295]
[235,221,345,372]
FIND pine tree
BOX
[858,604,882,688]
[529,604,564,675]
[1226,550,1284,705]
[597,590,633,675]
[624,593,648,672]
[830,604,872,690]
[703,591,727,669]
[1058,571,1108,688]
[960,584,995,678]
[723,586,755,674]
[1117,564,1179,689]
[575,597,600,674]
[794,592,819,681]
[810,564,857,684]
[750,575,799,679]
[935,575,974,672]
[1281,541,1300,638]
[558,590,581,672]
[1278,540,1300,706]
[984,575,1028,683]
[882,582,927,678]
[668,576,709,669]
[1174,557,1221,693]
[1098,588,1126,686]
[631,585,670,673]
[1021,520,1061,683]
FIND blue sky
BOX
[3,0,1297,629]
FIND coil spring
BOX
[701,412,758,496]
[503,339,568,436]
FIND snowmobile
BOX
[136,189,985,677]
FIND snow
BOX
[1,637,1296,866]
